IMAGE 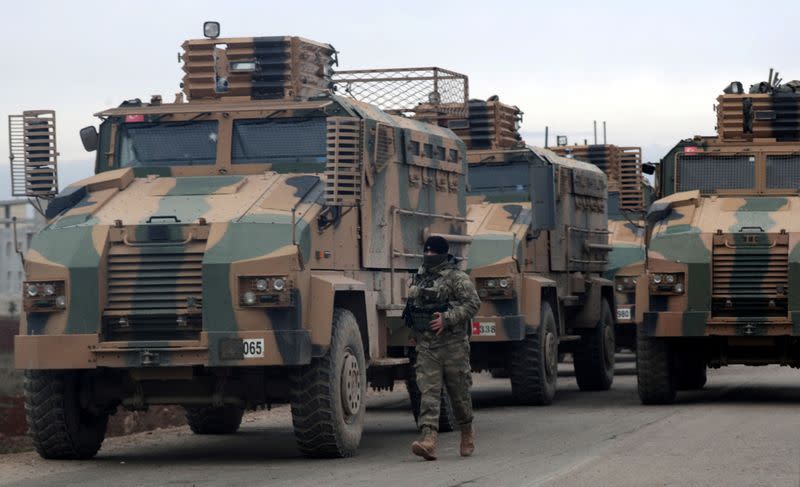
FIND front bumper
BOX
[642,311,796,337]
[15,330,311,369]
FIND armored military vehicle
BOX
[639,75,800,404]
[12,26,470,459]
[332,70,616,405]
[553,144,651,350]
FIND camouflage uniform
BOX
[408,256,480,431]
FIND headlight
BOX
[273,278,285,291]
[239,276,293,307]
[255,279,269,291]
[499,279,509,288]
[650,273,685,295]
[486,279,497,288]
[243,291,257,305]
[616,284,624,292]
[23,281,67,312]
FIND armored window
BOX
[448,149,459,163]
[435,146,446,161]
[467,161,530,202]
[118,121,218,167]
[232,117,327,170]
[766,155,800,190]
[423,143,433,159]
[676,154,755,193]
[409,141,420,156]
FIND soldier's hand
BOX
[430,312,445,336]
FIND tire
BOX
[24,370,109,460]
[405,350,456,433]
[636,332,676,404]
[574,299,615,391]
[289,308,367,458]
[185,404,244,435]
[509,302,558,405]
[674,350,707,391]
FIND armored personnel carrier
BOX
[553,143,651,350]
[333,70,616,405]
[639,75,800,404]
[12,26,470,459]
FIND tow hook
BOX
[140,350,160,366]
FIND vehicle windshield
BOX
[231,117,327,169]
[676,154,755,193]
[467,161,530,202]
[118,121,219,167]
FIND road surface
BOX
[2,355,799,487]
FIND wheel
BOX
[636,332,676,404]
[574,299,615,391]
[490,368,509,378]
[24,370,109,460]
[185,404,244,434]
[509,301,558,405]
[673,349,707,391]
[289,308,367,458]
[406,349,456,433]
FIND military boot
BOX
[460,423,475,457]
[411,426,438,461]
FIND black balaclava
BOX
[423,236,449,268]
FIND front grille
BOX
[105,244,204,340]
[712,232,788,318]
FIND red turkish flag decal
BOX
[125,114,145,123]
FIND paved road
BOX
[2,356,800,487]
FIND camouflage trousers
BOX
[415,336,473,431]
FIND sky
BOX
[1,0,798,199]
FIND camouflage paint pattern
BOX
[16,34,470,377]
[644,137,800,351]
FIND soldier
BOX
[406,236,481,461]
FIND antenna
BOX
[603,121,607,145]
[593,121,597,145]
[544,126,549,148]
[768,68,774,86]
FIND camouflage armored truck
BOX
[12,29,471,459]
[332,73,617,405]
[639,76,800,404]
[454,98,616,404]
[553,144,652,350]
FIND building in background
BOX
[0,200,44,319]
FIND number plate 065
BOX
[243,338,265,358]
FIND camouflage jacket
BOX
[407,256,480,345]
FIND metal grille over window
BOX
[232,117,327,165]
[766,155,800,190]
[8,110,58,198]
[118,121,218,167]
[677,154,755,193]
[373,123,395,172]
[619,147,644,211]
[333,67,468,120]
[325,117,362,206]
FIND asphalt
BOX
[2,355,800,487]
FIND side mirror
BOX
[80,126,98,152]
[642,163,656,175]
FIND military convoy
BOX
[638,76,800,404]
[13,22,795,462]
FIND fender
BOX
[573,276,614,328]
[308,273,371,355]
[521,274,557,330]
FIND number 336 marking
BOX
[243,339,264,358]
